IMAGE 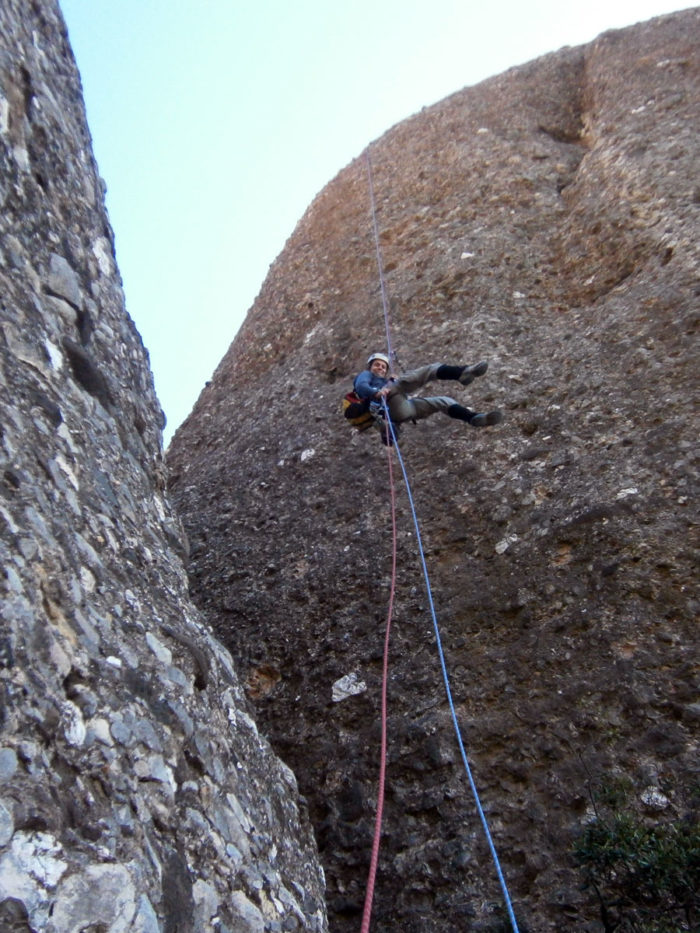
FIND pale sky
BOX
[59,0,689,445]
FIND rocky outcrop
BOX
[168,9,698,932]
[0,2,326,931]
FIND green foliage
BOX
[573,776,700,932]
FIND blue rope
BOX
[383,403,520,933]
[365,148,396,372]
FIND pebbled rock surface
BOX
[0,2,326,931]
[168,9,699,932]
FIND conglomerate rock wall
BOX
[168,9,699,932]
[0,2,326,931]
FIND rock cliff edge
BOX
[0,2,326,931]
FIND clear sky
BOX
[59,0,688,445]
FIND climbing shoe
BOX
[459,360,488,386]
[448,404,475,422]
[470,410,503,427]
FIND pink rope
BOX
[359,434,398,933]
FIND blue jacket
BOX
[353,369,389,400]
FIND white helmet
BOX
[367,352,390,367]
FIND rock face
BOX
[0,2,326,931]
[168,10,699,932]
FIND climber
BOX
[351,352,503,445]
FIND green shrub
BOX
[573,777,699,932]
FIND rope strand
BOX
[359,146,519,933]
[384,411,520,933]
[358,148,396,932]
[359,439,398,933]
[365,148,395,370]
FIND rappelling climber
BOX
[347,352,503,445]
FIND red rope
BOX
[360,147,399,932]
[360,438,398,933]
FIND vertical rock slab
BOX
[0,2,326,931]
[168,9,698,931]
